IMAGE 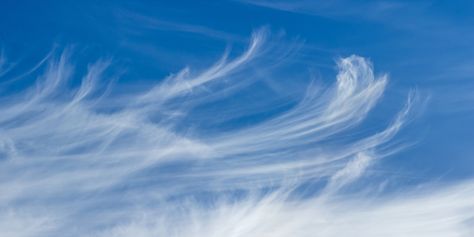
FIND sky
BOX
[0,0,473,236]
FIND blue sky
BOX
[0,1,473,236]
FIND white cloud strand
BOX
[0,30,473,236]
[97,181,474,237]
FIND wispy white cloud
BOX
[117,10,242,42]
[95,180,474,237]
[0,49,16,78]
[237,0,407,22]
[0,29,472,236]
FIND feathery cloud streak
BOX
[0,29,473,236]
